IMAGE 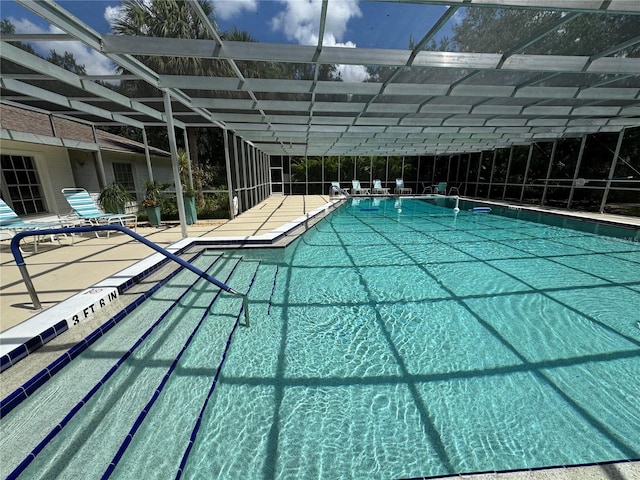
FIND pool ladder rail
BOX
[9,224,250,327]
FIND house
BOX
[0,102,172,218]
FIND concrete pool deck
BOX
[0,194,335,333]
[1,193,638,479]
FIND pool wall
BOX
[449,198,640,241]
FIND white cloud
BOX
[271,0,361,45]
[270,0,368,81]
[9,16,116,77]
[214,0,258,21]
[320,33,369,82]
[104,5,125,26]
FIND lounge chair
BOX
[0,198,70,252]
[448,184,462,195]
[394,179,411,195]
[372,179,390,195]
[421,183,433,194]
[351,180,370,195]
[435,182,447,194]
[330,182,348,196]
[62,188,137,237]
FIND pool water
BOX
[2,198,640,479]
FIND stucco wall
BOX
[1,139,173,216]
[98,151,174,201]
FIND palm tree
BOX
[111,0,219,75]
[111,0,227,207]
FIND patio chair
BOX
[351,180,370,195]
[421,183,433,194]
[372,179,390,195]
[0,198,70,252]
[62,188,137,237]
[394,179,412,195]
[330,182,349,197]
[435,182,447,194]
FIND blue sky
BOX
[1,0,456,80]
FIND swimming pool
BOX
[2,197,639,479]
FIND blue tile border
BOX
[5,254,239,479]
[0,249,205,418]
[0,245,195,375]
[0,200,342,374]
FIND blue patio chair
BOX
[62,188,137,237]
[0,198,68,252]
[330,182,343,196]
[351,180,370,195]
[372,179,390,195]
[394,179,411,195]
[435,182,447,194]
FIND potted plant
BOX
[142,180,163,226]
[99,182,132,214]
[178,150,197,225]
[182,184,197,225]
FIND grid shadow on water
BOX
[191,199,640,479]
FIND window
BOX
[112,163,135,190]
[0,154,46,215]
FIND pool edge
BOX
[0,199,342,372]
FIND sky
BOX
[1,0,456,81]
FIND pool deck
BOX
[1,193,639,479]
[0,194,335,333]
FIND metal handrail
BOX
[330,185,351,197]
[9,225,249,325]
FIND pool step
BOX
[1,253,256,480]
[104,257,261,479]
[105,258,259,478]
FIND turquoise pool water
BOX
[2,198,640,479]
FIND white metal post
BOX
[162,90,187,238]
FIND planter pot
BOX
[183,196,197,225]
[146,206,161,226]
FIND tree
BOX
[47,50,87,75]
[449,8,640,57]
[112,0,218,206]
[1,20,87,76]
[111,0,260,207]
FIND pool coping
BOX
[0,199,342,370]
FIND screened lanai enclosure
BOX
[1,0,640,228]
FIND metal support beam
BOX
[241,139,249,209]
[142,127,153,183]
[520,143,535,202]
[223,129,236,219]
[251,145,258,205]
[541,140,557,206]
[599,128,626,213]
[163,90,188,238]
[474,152,483,197]
[487,150,498,198]
[568,135,588,209]
[232,132,242,214]
[502,147,514,200]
